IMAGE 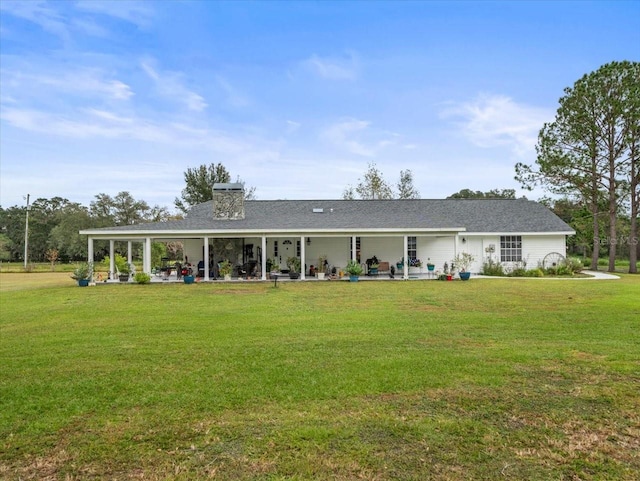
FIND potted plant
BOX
[426,258,435,271]
[453,252,475,280]
[367,256,380,275]
[115,255,131,282]
[444,262,452,281]
[345,259,363,282]
[409,258,422,268]
[219,260,233,281]
[317,255,328,279]
[287,256,301,279]
[71,262,93,287]
[266,257,280,279]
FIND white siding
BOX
[419,237,456,272]
[522,235,568,269]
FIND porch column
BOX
[300,236,306,280]
[352,236,357,261]
[144,237,152,274]
[127,241,132,273]
[109,240,115,280]
[261,236,267,280]
[203,237,210,281]
[87,237,94,265]
[403,236,409,280]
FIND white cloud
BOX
[74,0,155,29]
[440,94,553,157]
[0,0,70,42]
[215,75,249,108]
[302,52,359,81]
[286,120,301,134]
[0,66,134,101]
[322,119,374,156]
[0,106,279,160]
[321,118,403,157]
[141,59,207,112]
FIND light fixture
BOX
[307,237,311,245]
[462,237,466,243]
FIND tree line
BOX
[0,163,243,263]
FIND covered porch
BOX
[85,228,468,282]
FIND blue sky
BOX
[1,0,638,211]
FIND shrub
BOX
[510,266,527,277]
[525,268,545,277]
[566,257,584,274]
[482,258,504,276]
[134,272,151,284]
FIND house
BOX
[80,184,575,280]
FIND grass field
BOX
[1,273,639,480]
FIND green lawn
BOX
[1,273,639,480]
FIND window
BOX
[296,240,301,257]
[500,235,522,262]
[273,240,278,258]
[408,236,417,262]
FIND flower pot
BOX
[349,275,359,282]
[183,275,195,284]
[459,272,471,281]
[119,274,129,282]
[289,272,300,279]
[224,274,232,281]
[317,272,325,280]
[427,264,435,271]
[446,275,453,281]
[77,279,89,287]
[369,268,378,276]
[396,263,403,270]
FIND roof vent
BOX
[312,208,324,213]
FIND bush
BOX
[134,272,151,284]
[525,268,545,277]
[566,257,584,274]
[510,267,527,277]
[482,258,504,276]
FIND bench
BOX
[377,261,390,274]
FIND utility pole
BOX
[24,194,30,270]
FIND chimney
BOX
[212,183,245,220]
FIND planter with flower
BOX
[408,258,423,274]
[218,260,233,281]
[426,258,435,272]
[317,255,328,279]
[367,255,380,276]
[287,256,301,279]
[345,259,364,282]
[452,252,475,281]
[266,258,280,279]
[71,262,93,287]
[115,255,131,282]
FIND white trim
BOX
[461,231,575,236]
[79,227,467,237]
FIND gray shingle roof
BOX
[83,199,573,235]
